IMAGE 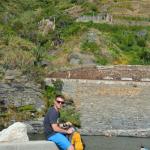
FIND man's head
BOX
[54,94,65,110]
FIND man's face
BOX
[55,97,64,110]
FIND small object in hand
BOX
[63,122,72,128]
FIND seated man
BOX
[43,95,74,150]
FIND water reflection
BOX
[28,133,150,150]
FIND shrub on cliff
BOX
[44,79,81,127]
[139,49,150,64]
[2,49,35,70]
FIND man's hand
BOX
[66,127,75,134]
[61,121,72,129]
[52,124,74,134]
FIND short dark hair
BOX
[55,94,65,100]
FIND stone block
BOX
[0,141,59,150]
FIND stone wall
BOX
[45,78,150,137]
[49,65,150,81]
[76,13,113,23]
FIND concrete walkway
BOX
[0,141,59,150]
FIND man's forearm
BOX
[52,124,67,134]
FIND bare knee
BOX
[68,145,74,150]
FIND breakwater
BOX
[0,141,59,150]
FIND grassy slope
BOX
[0,0,150,74]
[0,0,150,129]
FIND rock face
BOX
[68,52,95,66]
[0,69,45,128]
[0,69,44,109]
[0,122,29,142]
[38,18,55,35]
[25,118,44,134]
[0,82,43,109]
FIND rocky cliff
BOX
[0,69,44,129]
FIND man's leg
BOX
[48,133,74,150]
[68,145,74,150]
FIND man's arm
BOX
[59,121,72,129]
[51,123,74,134]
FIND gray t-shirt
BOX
[43,106,60,138]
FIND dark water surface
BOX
[28,134,150,150]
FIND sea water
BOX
[28,134,150,150]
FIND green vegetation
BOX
[81,41,99,54]
[0,0,150,68]
[17,105,36,112]
[0,103,41,127]
[114,16,150,22]
[81,22,150,64]
[44,79,80,126]
[44,79,63,107]
[60,108,80,127]
[0,0,150,128]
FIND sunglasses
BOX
[56,100,64,105]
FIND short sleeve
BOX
[48,109,59,124]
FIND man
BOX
[43,94,74,150]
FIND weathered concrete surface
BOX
[45,78,150,137]
[0,141,59,150]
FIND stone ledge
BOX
[81,128,150,137]
[45,78,150,86]
[48,65,150,81]
[0,141,59,150]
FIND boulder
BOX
[38,18,55,35]
[68,52,95,66]
[0,122,29,142]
